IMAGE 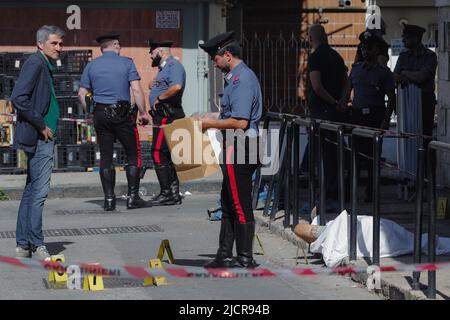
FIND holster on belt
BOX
[102,100,132,123]
[150,102,178,118]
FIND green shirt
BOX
[41,51,59,139]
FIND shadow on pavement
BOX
[46,241,74,255]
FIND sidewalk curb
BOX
[253,209,426,300]
[1,180,222,201]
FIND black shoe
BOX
[170,180,182,205]
[151,189,178,206]
[104,196,116,211]
[169,163,182,205]
[204,257,235,268]
[234,221,258,269]
[234,256,259,269]
[205,218,235,268]
[153,164,180,206]
[126,165,152,209]
[127,195,152,209]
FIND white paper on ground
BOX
[310,211,450,267]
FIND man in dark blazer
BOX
[12,25,64,260]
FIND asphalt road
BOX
[0,194,380,300]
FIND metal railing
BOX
[350,128,382,265]
[426,141,450,299]
[253,112,449,299]
[318,121,346,225]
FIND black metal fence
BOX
[239,30,361,115]
[254,112,449,299]
[241,33,304,115]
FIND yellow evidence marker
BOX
[48,254,67,287]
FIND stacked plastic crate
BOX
[0,50,154,174]
[0,52,27,174]
[53,50,96,172]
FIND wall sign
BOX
[156,10,180,29]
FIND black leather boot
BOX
[234,221,258,268]
[100,167,116,211]
[169,164,182,204]
[204,218,235,268]
[126,165,152,209]
[152,165,178,206]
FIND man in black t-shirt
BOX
[307,24,349,122]
[306,24,350,204]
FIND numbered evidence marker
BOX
[67,265,81,290]
[156,239,175,264]
[143,259,168,286]
[82,263,104,291]
[48,254,68,288]
[438,197,450,220]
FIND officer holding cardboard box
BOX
[199,31,262,268]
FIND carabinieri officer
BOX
[394,24,437,146]
[148,39,186,206]
[346,30,396,202]
[199,31,262,268]
[78,32,151,211]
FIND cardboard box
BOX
[162,118,220,182]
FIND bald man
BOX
[306,24,350,204]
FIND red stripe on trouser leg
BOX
[154,117,169,165]
[134,127,142,168]
[226,145,246,224]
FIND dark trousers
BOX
[151,108,185,188]
[151,108,185,166]
[220,138,259,224]
[321,131,339,198]
[310,109,342,199]
[351,108,384,195]
[94,105,141,169]
[422,93,436,145]
[422,93,436,183]
[220,163,258,224]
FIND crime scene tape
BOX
[1,255,449,280]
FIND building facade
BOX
[0,0,227,116]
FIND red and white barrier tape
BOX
[0,255,449,280]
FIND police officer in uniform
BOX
[78,32,151,211]
[354,19,389,65]
[148,39,186,205]
[346,30,396,202]
[394,24,438,145]
[199,31,262,268]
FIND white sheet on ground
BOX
[310,211,450,267]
